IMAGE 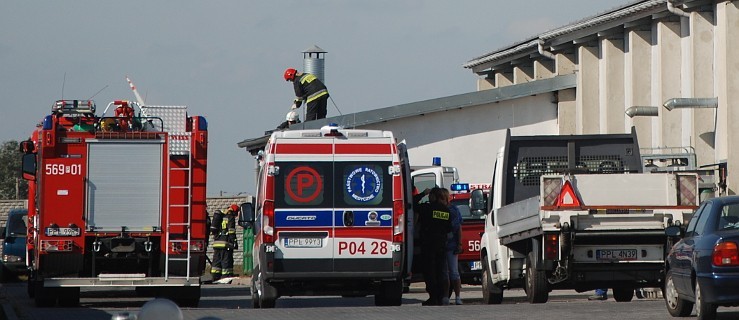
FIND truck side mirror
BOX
[238,202,255,228]
[21,153,36,181]
[471,189,487,215]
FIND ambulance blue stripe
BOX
[274,210,333,227]
[333,209,393,227]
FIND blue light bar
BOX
[450,183,469,192]
[432,157,442,166]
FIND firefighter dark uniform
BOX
[210,205,238,280]
[284,68,329,121]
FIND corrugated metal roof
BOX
[463,0,665,69]
[237,74,577,154]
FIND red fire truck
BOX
[19,99,208,307]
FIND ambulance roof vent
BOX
[320,123,343,137]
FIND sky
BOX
[0,0,634,196]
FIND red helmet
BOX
[230,204,239,212]
[284,68,297,81]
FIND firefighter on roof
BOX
[210,204,239,280]
[284,68,329,121]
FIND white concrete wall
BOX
[361,94,558,184]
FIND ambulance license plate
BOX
[284,237,322,248]
[470,261,482,271]
[596,249,637,261]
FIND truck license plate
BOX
[470,261,482,271]
[596,249,637,261]
[284,237,322,248]
[45,227,81,236]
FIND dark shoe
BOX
[422,299,440,306]
[588,294,607,301]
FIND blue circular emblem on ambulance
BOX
[346,166,381,202]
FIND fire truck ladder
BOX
[165,132,193,281]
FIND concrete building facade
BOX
[464,0,738,194]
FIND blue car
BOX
[664,196,739,320]
[0,209,28,282]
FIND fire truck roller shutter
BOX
[86,141,164,231]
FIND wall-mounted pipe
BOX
[667,0,690,18]
[625,106,659,118]
[537,40,556,60]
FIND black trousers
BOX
[421,242,448,305]
[211,248,234,278]
[306,96,328,121]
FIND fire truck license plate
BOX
[45,227,81,237]
[596,249,637,261]
[284,237,322,248]
[470,261,482,271]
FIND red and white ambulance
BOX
[241,124,413,308]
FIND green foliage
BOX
[0,140,27,200]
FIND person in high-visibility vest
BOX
[284,68,330,121]
[210,204,239,280]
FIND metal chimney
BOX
[302,45,326,83]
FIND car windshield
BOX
[7,213,27,236]
[719,203,739,230]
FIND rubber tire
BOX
[33,282,56,307]
[664,270,692,317]
[695,281,717,320]
[374,280,403,306]
[481,258,503,304]
[251,274,260,309]
[613,287,634,302]
[253,267,277,308]
[524,251,549,303]
[27,276,35,298]
[58,287,80,307]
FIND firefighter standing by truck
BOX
[210,204,239,280]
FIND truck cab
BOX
[0,209,28,282]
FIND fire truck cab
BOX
[240,124,413,308]
[20,99,208,307]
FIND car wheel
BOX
[664,270,692,317]
[695,281,717,320]
[613,287,634,302]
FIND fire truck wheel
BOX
[58,287,80,307]
[525,251,549,304]
[33,282,56,307]
[374,280,403,306]
[481,258,503,304]
[27,277,35,298]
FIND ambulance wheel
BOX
[482,258,503,304]
[524,251,549,303]
[252,267,277,308]
[374,280,403,306]
[250,275,260,309]
[58,287,80,307]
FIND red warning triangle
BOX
[555,180,582,207]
